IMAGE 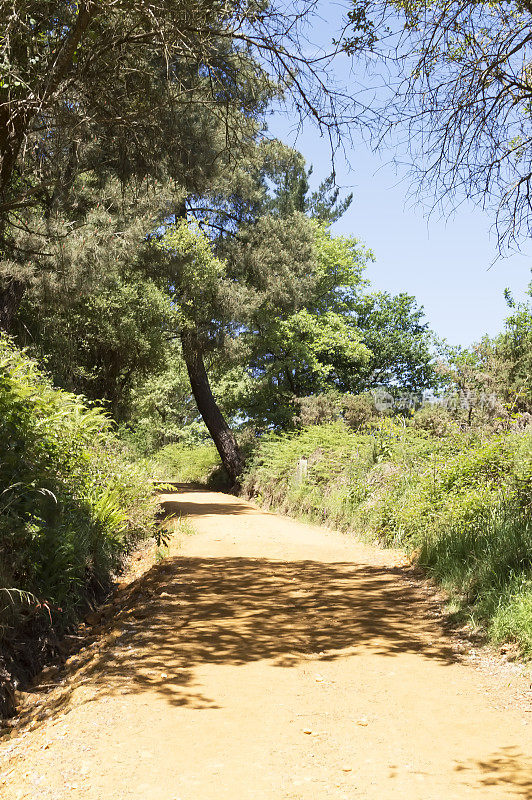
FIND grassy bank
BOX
[151,442,227,488]
[0,339,157,712]
[241,420,532,657]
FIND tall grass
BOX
[0,337,156,699]
[243,420,532,656]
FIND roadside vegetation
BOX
[152,443,225,488]
[0,339,156,714]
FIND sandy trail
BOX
[1,488,531,799]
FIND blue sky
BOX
[267,3,532,348]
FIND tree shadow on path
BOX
[455,747,532,799]
[48,552,459,713]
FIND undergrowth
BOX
[151,442,228,488]
[0,338,156,709]
[242,419,532,657]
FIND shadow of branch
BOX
[455,747,532,799]
[32,553,457,717]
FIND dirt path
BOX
[2,488,532,799]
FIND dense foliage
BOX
[153,443,226,487]
[0,338,156,710]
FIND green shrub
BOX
[342,393,378,430]
[294,393,342,427]
[410,403,458,437]
[0,337,156,693]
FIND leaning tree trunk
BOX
[180,327,244,486]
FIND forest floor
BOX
[1,487,532,799]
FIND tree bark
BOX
[180,327,244,486]
[0,278,24,333]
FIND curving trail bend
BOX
[1,488,531,799]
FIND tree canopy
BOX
[343,0,532,247]
[0,1,457,479]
